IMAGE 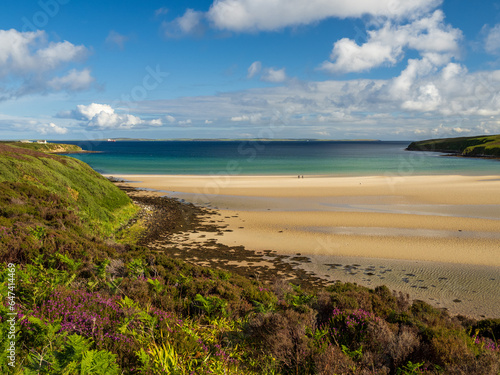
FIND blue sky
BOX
[1,0,500,140]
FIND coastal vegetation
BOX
[407,134,500,157]
[0,143,499,374]
[1,141,84,154]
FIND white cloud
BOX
[485,24,500,54]
[105,31,129,49]
[389,55,439,97]
[178,119,192,126]
[0,114,72,136]
[165,115,176,123]
[155,7,169,16]
[231,115,247,122]
[413,123,493,138]
[261,68,287,82]
[178,9,203,33]
[48,68,94,91]
[230,113,262,123]
[205,119,213,124]
[247,62,287,82]
[149,119,163,127]
[322,37,399,73]
[35,41,87,71]
[207,0,442,32]
[401,83,441,111]
[65,103,163,130]
[129,63,500,139]
[247,61,262,78]
[75,103,115,121]
[0,29,92,96]
[321,10,461,73]
[39,122,68,135]
[0,29,87,75]
[162,9,204,37]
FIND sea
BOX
[60,140,500,176]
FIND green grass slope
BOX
[0,143,137,263]
[1,141,83,153]
[407,134,500,157]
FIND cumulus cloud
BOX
[0,115,71,136]
[207,0,442,32]
[485,24,500,54]
[401,83,441,111]
[162,9,205,37]
[129,63,500,139]
[48,68,94,91]
[63,103,163,130]
[0,30,87,76]
[39,122,68,135]
[178,119,192,126]
[0,29,92,97]
[413,123,493,138]
[321,10,461,73]
[178,9,203,33]
[261,68,287,82]
[105,31,129,49]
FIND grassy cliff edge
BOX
[407,134,500,157]
[2,141,85,154]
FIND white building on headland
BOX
[19,140,32,143]
[37,140,47,144]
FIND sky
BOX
[1,0,500,141]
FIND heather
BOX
[0,144,499,374]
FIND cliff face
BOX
[407,134,500,158]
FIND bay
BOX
[61,140,500,176]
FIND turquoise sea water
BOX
[61,140,500,176]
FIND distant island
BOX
[407,134,500,158]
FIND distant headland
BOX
[407,134,500,158]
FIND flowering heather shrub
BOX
[0,226,8,237]
[469,318,500,351]
[327,308,381,351]
[17,285,246,373]
[20,288,153,367]
[474,336,499,351]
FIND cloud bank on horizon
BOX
[1,0,500,140]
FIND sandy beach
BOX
[109,174,500,318]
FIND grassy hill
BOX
[0,142,138,268]
[407,134,500,157]
[0,143,136,237]
[0,144,499,374]
[1,141,84,153]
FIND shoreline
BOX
[111,173,500,318]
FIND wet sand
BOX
[109,174,500,318]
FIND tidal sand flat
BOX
[109,174,500,318]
